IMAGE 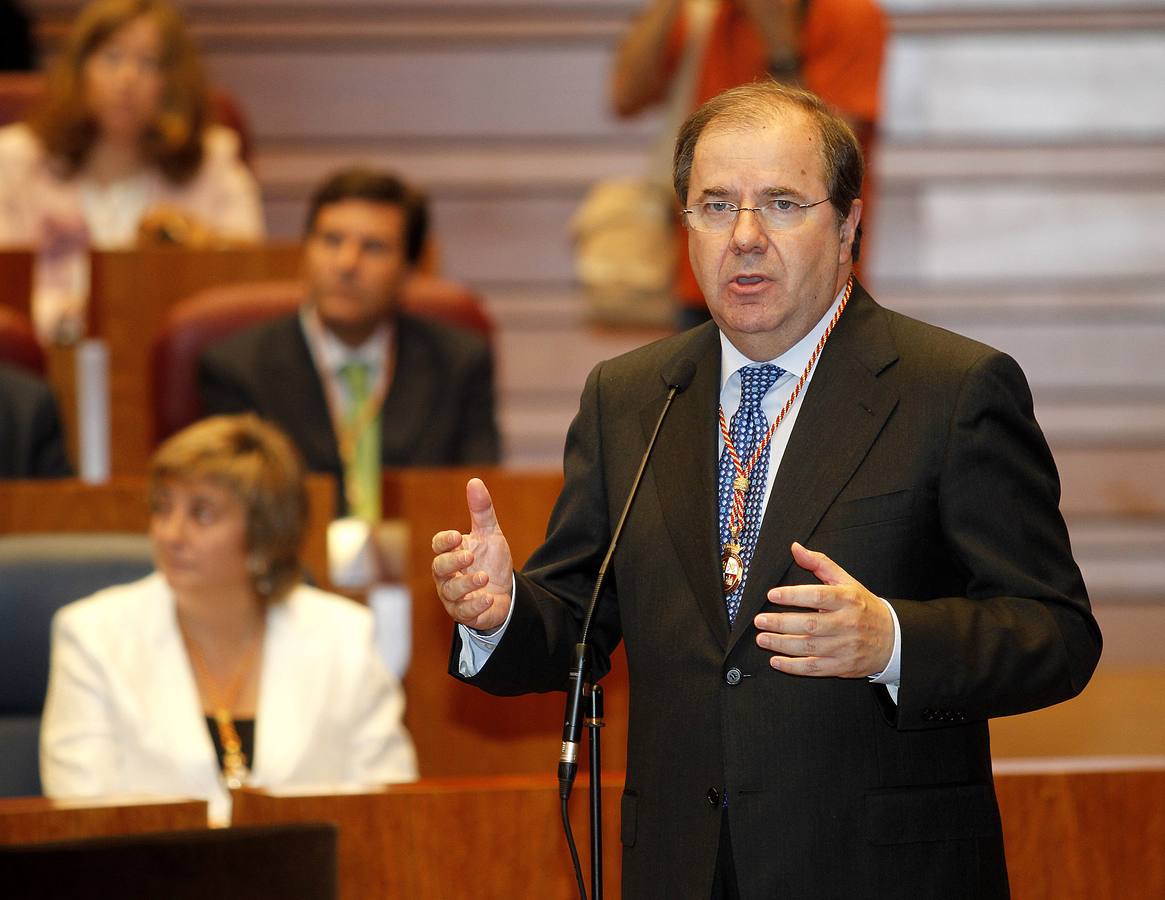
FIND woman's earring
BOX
[247,554,274,598]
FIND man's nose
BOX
[730,207,769,254]
[112,57,142,86]
[334,240,361,272]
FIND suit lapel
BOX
[643,326,729,647]
[140,582,223,792]
[727,287,901,651]
[271,318,343,472]
[251,596,315,785]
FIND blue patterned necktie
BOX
[718,364,783,625]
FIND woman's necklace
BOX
[180,618,265,790]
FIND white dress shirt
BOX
[299,305,392,419]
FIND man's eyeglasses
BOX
[682,197,832,233]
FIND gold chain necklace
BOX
[180,620,265,790]
[718,275,853,594]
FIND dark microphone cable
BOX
[558,355,698,900]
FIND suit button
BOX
[707,788,720,808]
[726,667,742,685]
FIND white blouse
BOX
[0,123,265,341]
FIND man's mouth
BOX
[734,275,765,286]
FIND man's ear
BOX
[839,199,863,263]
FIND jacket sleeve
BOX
[452,360,624,695]
[40,606,123,797]
[197,344,256,417]
[28,380,73,477]
[891,349,1102,728]
[343,612,419,784]
[454,336,501,465]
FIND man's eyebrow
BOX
[761,185,807,199]
[694,185,810,201]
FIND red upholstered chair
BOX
[0,306,45,375]
[150,281,300,444]
[0,73,254,167]
[149,275,494,444]
[400,275,495,339]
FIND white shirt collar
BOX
[299,305,391,379]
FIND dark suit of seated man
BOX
[198,168,499,519]
[0,363,72,478]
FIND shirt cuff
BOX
[867,596,902,704]
[456,578,517,677]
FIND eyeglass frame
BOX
[681,197,834,233]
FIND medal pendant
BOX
[721,544,744,594]
[733,475,749,493]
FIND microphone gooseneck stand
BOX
[558,357,697,900]
[586,684,604,900]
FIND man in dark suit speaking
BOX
[431,82,1101,899]
[199,168,499,520]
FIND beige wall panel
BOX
[204,47,649,141]
[885,32,1165,139]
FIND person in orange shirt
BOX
[612,0,886,328]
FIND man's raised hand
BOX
[431,478,515,633]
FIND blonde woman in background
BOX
[0,0,263,343]
[41,414,416,826]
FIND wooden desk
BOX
[995,758,1165,900]
[232,761,1165,900]
[232,775,622,900]
[88,246,302,475]
[0,796,206,845]
[1,246,303,475]
[0,475,336,589]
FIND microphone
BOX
[557,355,698,800]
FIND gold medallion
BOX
[721,544,744,594]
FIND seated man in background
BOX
[0,363,72,478]
[198,167,500,522]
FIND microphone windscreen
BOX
[662,357,698,393]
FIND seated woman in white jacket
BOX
[40,413,417,825]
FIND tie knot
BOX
[338,360,371,398]
[738,364,782,407]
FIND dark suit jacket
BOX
[197,311,500,492]
[0,364,72,479]
[454,283,1101,899]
